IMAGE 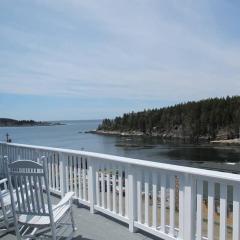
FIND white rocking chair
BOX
[0,178,14,235]
[7,157,76,239]
[0,156,15,235]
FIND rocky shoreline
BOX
[89,129,144,136]
[88,129,210,141]
[88,130,240,145]
[211,138,240,145]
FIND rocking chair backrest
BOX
[7,158,53,218]
[0,156,8,178]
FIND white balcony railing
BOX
[0,141,240,240]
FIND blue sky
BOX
[0,0,240,120]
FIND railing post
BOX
[88,157,96,214]
[183,173,196,240]
[128,164,137,233]
[59,152,67,198]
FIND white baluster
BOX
[208,181,215,240]
[137,169,142,223]
[169,175,175,237]
[183,174,196,240]
[106,163,111,210]
[118,165,123,215]
[178,175,184,239]
[220,183,227,240]
[196,179,203,240]
[233,184,240,240]
[78,157,82,199]
[112,163,117,213]
[88,157,96,214]
[101,163,105,208]
[56,154,59,191]
[152,171,158,229]
[124,166,128,217]
[160,173,166,233]
[144,171,149,226]
[128,164,137,233]
[59,152,67,198]
[83,158,87,200]
[70,156,73,192]
[95,161,100,207]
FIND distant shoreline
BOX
[0,123,65,127]
[0,118,64,127]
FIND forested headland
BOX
[97,96,240,141]
[0,118,62,127]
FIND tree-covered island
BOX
[0,118,62,127]
[97,96,240,142]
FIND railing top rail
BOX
[1,141,240,182]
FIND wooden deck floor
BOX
[1,195,160,240]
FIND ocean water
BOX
[0,120,240,172]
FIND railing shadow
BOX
[73,235,93,240]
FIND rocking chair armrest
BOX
[53,192,74,210]
[0,178,8,185]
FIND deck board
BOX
[1,195,160,240]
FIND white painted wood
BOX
[183,174,196,240]
[169,175,175,237]
[112,165,117,213]
[160,173,166,233]
[70,156,73,192]
[178,175,184,239]
[19,176,26,212]
[78,157,82,199]
[4,142,240,240]
[0,178,13,233]
[144,171,149,226]
[95,162,100,206]
[152,171,158,229]
[128,164,137,233]
[38,175,46,213]
[48,158,52,189]
[124,167,129,217]
[118,166,123,216]
[5,142,240,183]
[73,156,77,194]
[83,158,87,200]
[59,152,67,198]
[196,179,203,240]
[33,175,40,214]
[101,164,105,208]
[23,175,31,212]
[220,183,227,240]
[52,154,56,189]
[208,181,215,240]
[28,175,36,213]
[7,159,75,240]
[65,155,69,192]
[88,157,96,214]
[106,164,111,210]
[56,154,60,190]
[233,184,240,240]
[137,170,142,223]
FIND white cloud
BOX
[0,0,240,104]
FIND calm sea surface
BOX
[1,120,240,172]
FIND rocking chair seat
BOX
[18,192,74,227]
